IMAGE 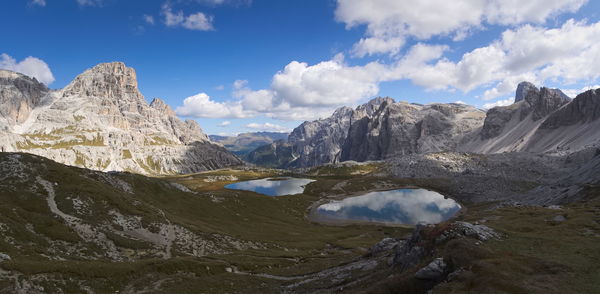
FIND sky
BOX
[2,0,600,136]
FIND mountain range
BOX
[247,82,600,168]
[2,62,600,173]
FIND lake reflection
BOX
[224,177,315,196]
[316,189,460,225]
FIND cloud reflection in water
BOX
[317,189,460,225]
[225,177,315,196]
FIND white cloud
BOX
[30,0,46,7]
[143,14,155,25]
[391,20,600,100]
[193,0,252,6]
[77,0,103,7]
[352,37,405,58]
[162,3,214,31]
[174,55,391,120]
[562,85,600,97]
[177,13,600,121]
[246,122,291,133]
[483,98,514,109]
[175,93,248,118]
[0,53,55,85]
[215,84,225,90]
[335,0,587,57]
[218,120,231,127]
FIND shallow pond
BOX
[224,177,315,196]
[315,188,460,225]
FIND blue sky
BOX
[2,0,600,135]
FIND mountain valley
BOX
[0,63,599,293]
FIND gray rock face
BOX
[461,82,597,154]
[523,86,570,121]
[515,81,537,102]
[0,70,48,126]
[478,82,570,141]
[249,81,600,169]
[541,89,600,129]
[0,62,242,174]
[437,221,501,242]
[414,258,447,280]
[285,98,485,168]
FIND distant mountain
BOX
[209,132,288,156]
[0,62,242,175]
[246,83,600,168]
[243,140,294,168]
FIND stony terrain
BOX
[247,82,600,168]
[0,151,598,293]
[0,63,242,175]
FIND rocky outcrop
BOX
[0,70,48,126]
[523,86,570,121]
[459,82,597,154]
[541,89,600,128]
[288,105,355,167]
[0,62,242,174]
[477,83,570,141]
[514,81,537,102]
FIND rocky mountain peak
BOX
[515,81,537,102]
[0,62,241,174]
[61,62,143,103]
[524,86,570,121]
[0,69,48,125]
[150,98,176,117]
[358,97,395,116]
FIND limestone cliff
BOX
[0,62,242,174]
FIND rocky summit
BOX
[0,62,242,175]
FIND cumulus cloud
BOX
[393,19,600,100]
[562,85,600,97]
[335,0,587,57]
[483,98,515,109]
[175,93,247,118]
[162,3,214,31]
[177,2,598,121]
[246,122,291,133]
[0,53,55,85]
[218,120,231,127]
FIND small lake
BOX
[224,177,315,196]
[314,189,460,225]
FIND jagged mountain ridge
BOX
[247,98,486,168]
[247,82,600,168]
[0,62,242,174]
